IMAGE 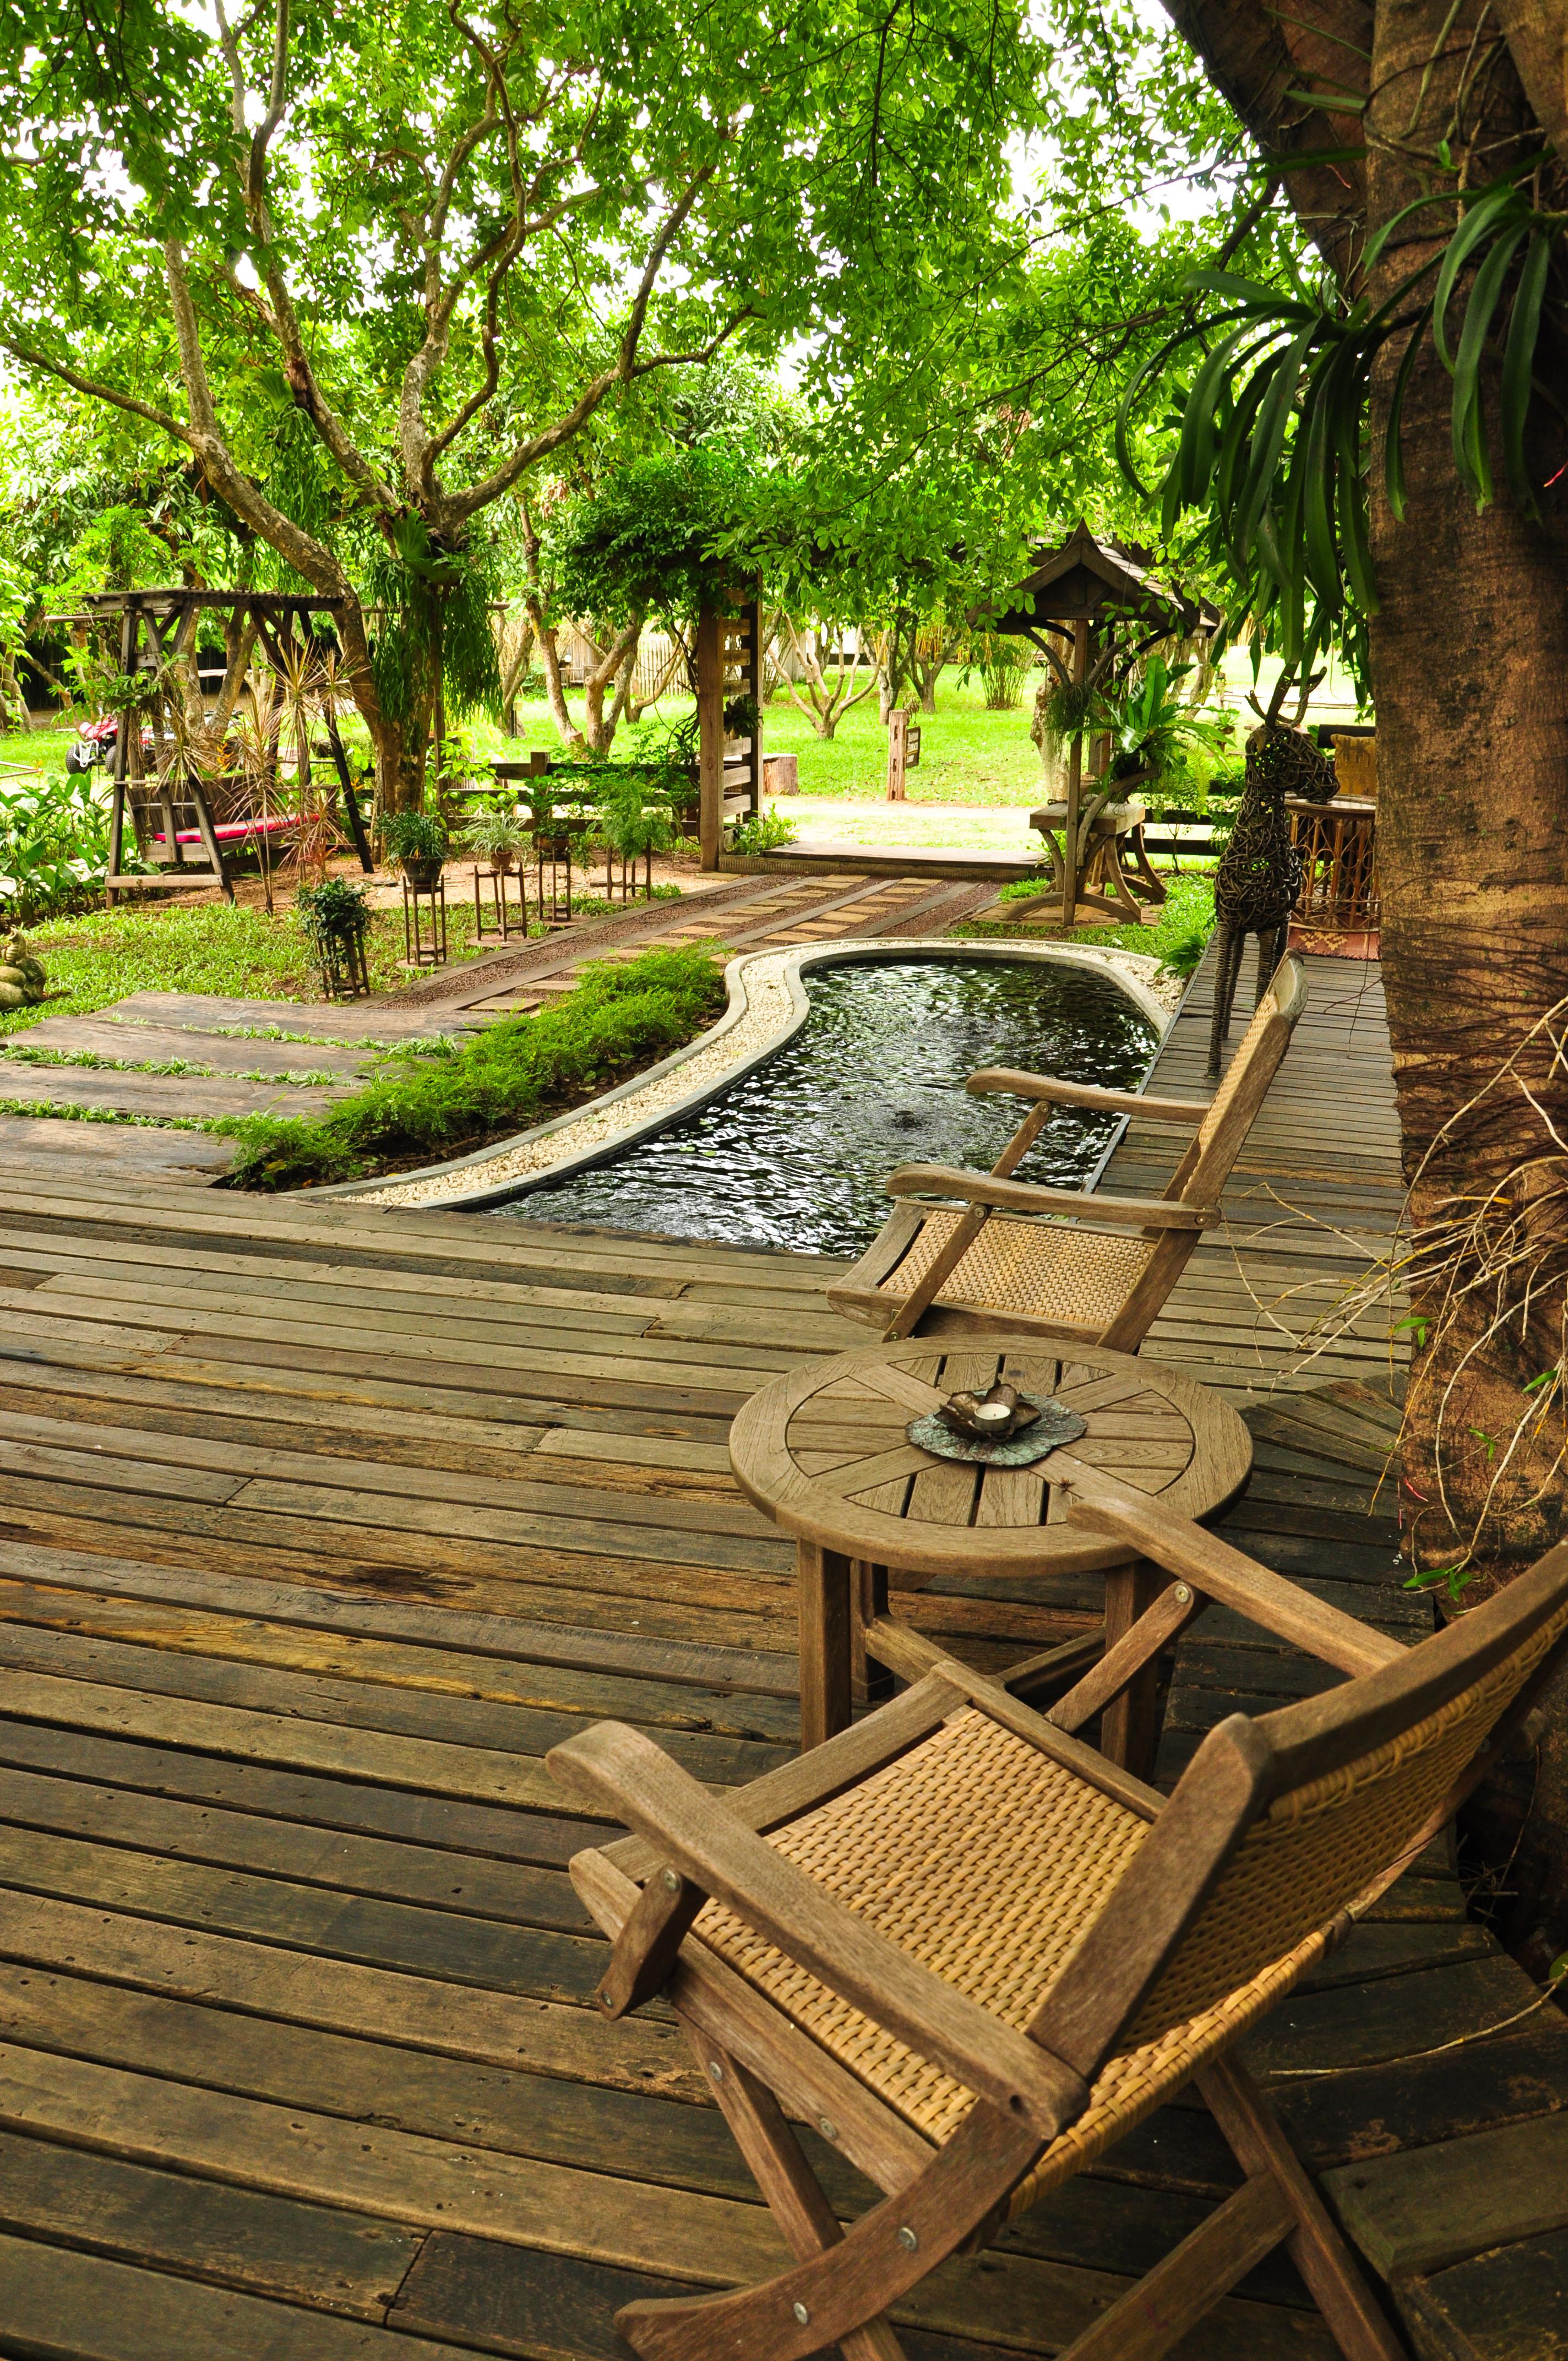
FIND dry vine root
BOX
[1299,993,1568,1970]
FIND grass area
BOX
[224,942,727,1190]
[478,672,1051,807]
[954,872,1216,973]
[0,900,499,1038]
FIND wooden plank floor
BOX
[0,934,1560,2359]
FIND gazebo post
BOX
[1061,615,1090,928]
[696,601,724,871]
[104,604,138,908]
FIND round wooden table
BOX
[729,1337,1253,1759]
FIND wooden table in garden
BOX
[729,1336,1253,1761]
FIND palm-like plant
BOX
[460,802,532,874]
[1095,657,1232,787]
[1118,163,1566,671]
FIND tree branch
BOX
[248,0,291,204]
[0,337,189,443]
[446,303,752,525]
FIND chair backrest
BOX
[1163,952,1306,1208]
[1037,1539,1568,2074]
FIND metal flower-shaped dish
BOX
[907,1386,1088,1467]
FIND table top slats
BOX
[728,1337,1253,1578]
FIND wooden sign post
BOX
[885,710,922,801]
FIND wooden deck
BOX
[0,937,1560,2359]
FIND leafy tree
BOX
[0,0,1048,806]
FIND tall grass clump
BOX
[222,943,726,1192]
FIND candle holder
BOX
[938,1381,1041,1443]
[906,1385,1087,1468]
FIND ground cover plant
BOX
[956,873,1216,975]
[221,943,727,1191]
[0,900,496,1036]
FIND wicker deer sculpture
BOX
[1207,672,1332,1076]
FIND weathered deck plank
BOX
[0,931,1556,2361]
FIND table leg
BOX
[851,1560,893,1707]
[1100,1559,1164,1778]
[797,1541,854,1751]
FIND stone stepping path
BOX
[0,871,992,1188]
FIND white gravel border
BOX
[344,937,1178,1213]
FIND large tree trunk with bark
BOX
[1365,0,1568,1966]
[1162,0,1568,1965]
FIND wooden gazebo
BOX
[983,525,1211,925]
[77,589,372,901]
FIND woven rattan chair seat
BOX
[694,1705,1330,2215]
[878,1208,1153,1325]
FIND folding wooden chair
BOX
[827,952,1306,1345]
[549,1479,1568,2361]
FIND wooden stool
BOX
[729,1337,1253,1771]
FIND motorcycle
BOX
[65,716,121,775]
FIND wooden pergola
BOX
[77,588,372,901]
[985,524,1210,924]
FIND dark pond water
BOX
[489,956,1158,1259]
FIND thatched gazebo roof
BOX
[982,521,1211,650]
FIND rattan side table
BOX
[729,1336,1252,1762]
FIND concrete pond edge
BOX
[338,935,1178,1215]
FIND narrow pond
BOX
[489,955,1159,1259]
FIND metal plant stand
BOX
[531,824,579,926]
[472,864,527,942]
[318,928,372,1000]
[401,875,448,967]
[595,844,654,904]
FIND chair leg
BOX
[1055,2170,1295,2361]
[1198,2057,1407,2361]
[679,2025,910,2361]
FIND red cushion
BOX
[151,814,301,846]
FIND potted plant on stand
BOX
[591,768,677,901]
[460,799,531,939]
[382,809,449,888]
[294,877,373,999]
[382,810,450,965]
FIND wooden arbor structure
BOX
[984,526,1210,928]
[696,595,764,870]
[80,589,373,902]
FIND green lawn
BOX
[474,670,1049,806]
[0,900,496,1039]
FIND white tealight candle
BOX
[975,1402,1010,1423]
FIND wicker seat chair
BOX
[550,1478,1568,2361]
[828,951,1306,1346]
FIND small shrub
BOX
[222,940,727,1191]
[1157,924,1213,982]
[728,807,798,856]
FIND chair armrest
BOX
[547,1720,1088,2140]
[968,1068,1212,1124]
[885,1164,1216,1231]
[1057,1461,1407,1678]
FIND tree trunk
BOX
[579,615,643,753]
[1365,0,1568,1963]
